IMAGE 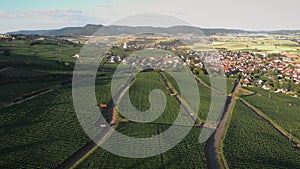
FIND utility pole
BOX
[289,130,292,143]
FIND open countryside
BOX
[1,1,300,168]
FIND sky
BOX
[1,0,300,33]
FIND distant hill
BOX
[7,24,246,36]
[47,24,104,36]
[6,24,300,36]
[7,29,56,35]
[269,30,300,35]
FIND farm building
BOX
[99,103,107,108]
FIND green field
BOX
[0,40,80,63]
[75,71,211,168]
[162,72,212,121]
[0,77,114,168]
[75,122,207,169]
[212,39,300,55]
[0,79,69,104]
[120,71,192,125]
[1,37,300,169]
[197,75,236,94]
[242,87,300,139]
[0,39,207,168]
[0,87,87,168]
[223,101,300,168]
[0,39,83,106]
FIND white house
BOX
[72,54,80,58]
[123,43,127,49]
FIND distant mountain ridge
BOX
[7,24,300,36]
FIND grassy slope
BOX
[223,101,300,169]
[0,40,80,63]
[0,40,81,104]
[0,40,79,74]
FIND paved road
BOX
[205,77,241,169]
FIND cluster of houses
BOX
[122,41,180,51]
[113,46,299,96]
[0,34,16,41]
[108,52,185,72]
[216,51,299,95]
[84,37,300,96]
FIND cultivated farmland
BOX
[222,101,300,169]
[242,87,300,140]
[162,72,211,121]
[0,77,113,168]
[75,122,207,169]
[196,75,236,94]
[118,71,193,125]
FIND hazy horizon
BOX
[1,0,300,33]
[4,23,300,34]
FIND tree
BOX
[3,49,10,56]
[270,69,279,76]
[273,77,279,90]
[295,84,300,94]
[290,81,296,92]
[283,81,290,90]
[25,36,34,46]
[265,80,272,86]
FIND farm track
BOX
[193,75,226,96]
[56,75,134,169]
[0,80,71,108]
[0,73,130,168]
[159,72,202,126]
[159,72,239,169]
[0,74,108,108]
[239,98,300,149]
[109,75,135,124]
[204,77,241,169]
[55,127,113,169]
[156,125,165,169]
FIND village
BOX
[104,38,300,97]
[218,51,300,95]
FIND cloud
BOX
[90,0,300,31]
[1,0,300,33]
[0,9,101,33]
